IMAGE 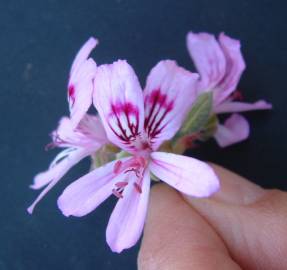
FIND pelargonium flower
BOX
[186,32,272,147]
[57,60,220,252]
[28,115,107,214]
[28,38,108,213]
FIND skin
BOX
[138,164,287,270]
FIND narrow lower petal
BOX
[186,32,226,91]
[214,100,272,114]
[58,161,130,217]
[150,152,219,197]
[143,60,199,149]
[214,114,250,147]
[47,147,78,173]
[93,60,145,153]
[57,159,126,217]
[31,148,89,189]
[106,170,150,253]
[27,148,90,214]
[213,33,246,104]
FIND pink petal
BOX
[93,60,144,153]
[76,114,107,144]
[214,100,272,114]
[150,152,219,197]
[54,115,106,148]
[143,60,199,149]
[70,37,98,73]
[68,38,98,128]
[186,32,226,91]
[57,159,123,217]
[213,33,246,104]
[106,170,150,253]
[31,149,77,189]
[214,114,250,147]
[27,148,90,214]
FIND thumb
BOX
[184,164,287,270]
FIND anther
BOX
[137,156,146,167]
[112,189,123,199]
[115,181,128,188]
[232,91,243,101]
[133,182,142,194]
[45,142,56,151]
[113,160,122,174]
[124,168,137,176]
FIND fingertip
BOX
[138,183,240,270]
[207,163,266,205]
[182,165,287,270]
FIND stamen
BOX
[115,181,128,188]
[112,157,147,196]
[112,189,123,199]
[113,160,122,174]
[134,182,142,193]
[137,156,146,167]
[51,133,68,147]
[45,142,56,151]
[231,90,243,101]
[124,168,140,178]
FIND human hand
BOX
[138,164,287,269]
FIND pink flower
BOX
[28,38,107,213]
[28,115,107,214]
[57,60,220,253]
[186,32,272,147]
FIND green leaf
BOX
[180,92,213,135]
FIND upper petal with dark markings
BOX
[68,37,98,128]
[93,60,145,153]
[144,60,199,149]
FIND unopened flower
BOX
[186,32,272,147]
[57,60,219,252]
[28,38,108,213]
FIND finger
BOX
[184,164,287,270]
[207,163,266,205]
[138,184,242,270]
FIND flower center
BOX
[112,156,147,198]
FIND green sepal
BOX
[89,144,121,170]
[90,150,105,171]
[105,143,120,153]
[180,92,213,135]
[115,150,131,160]
[172,137,187,154]
[158,141,173,153]
[199,114,219,141]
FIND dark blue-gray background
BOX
[1,0,286,269]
